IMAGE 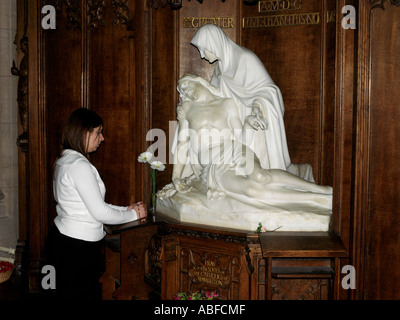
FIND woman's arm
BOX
[69,160,138,224]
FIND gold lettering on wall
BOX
[183,17,235,28]
[243,12,320,28]
[327,10,336,23]
[258,0,302,13]
[189,260,231,286]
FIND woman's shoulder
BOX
[57,149,90,167]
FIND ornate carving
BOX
[87,0,106,28]
[43,0,81,29]
[159,223,248,244]
[271,279,329,300]
[244,246,254,274]
[371,0,400,10]
[64,0,82,30]
[45,0,63,11]
[148,0,226,10]
[11,36,29,152]
[112,0,134,34]
[145,234,162,289]
[112,0,129,25]
[162,235,178,262]
[181,248,241,299]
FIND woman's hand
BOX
[245,115,268,131]
[128,202,148,220]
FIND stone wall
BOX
[0,0,18,250]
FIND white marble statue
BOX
[157,74,332,232]
[191,24,314,182]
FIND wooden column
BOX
[353,0,400,299]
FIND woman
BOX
[47,108,147,300]
[190,24,314,182]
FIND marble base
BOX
[157,189,331,232]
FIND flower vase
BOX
[149,192,157,214]
[149,168,157,217]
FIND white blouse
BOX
[53,149,137,241]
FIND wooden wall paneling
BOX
[89,0,135,206]
[131,0,152,205]
[354,0,400,299]
[19,0,153,291]
[44,1,84,227]
[117,225,159,299]
[320,0,337,187]
[331,0,356,300]
[15,0,28,246]
[241,0,336,185]
[26,0,46,292]
[149,6,177,190]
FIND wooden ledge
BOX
[260,232,348,258]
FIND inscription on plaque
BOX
[189,260,231,286]
[244,0,336,28]
[243,12,320,28]
[183,17,235,28]
[258,0,302,13]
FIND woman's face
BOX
[86,126,104,153]
[199,49,218,63]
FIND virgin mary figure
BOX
[190,24,314,182]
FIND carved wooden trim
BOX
[11,34,29,152]
[145,234,162,291]
[371,0,400,10]
[148,0,227,10]
[159,223,249,244]
[112,0,129,25]
[64,0,82,30]
[271,279,329,300]
[87,0,106,28]
[45,0,63,11]
[353,0,377,299]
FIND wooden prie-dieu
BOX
[102,214,347,300]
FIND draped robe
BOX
[191,24,314,182]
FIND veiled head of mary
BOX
[191,24,233,65]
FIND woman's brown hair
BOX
[59,108,103,159]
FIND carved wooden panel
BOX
[179,247,242,300]
[353,0,400,299]
[271,278,330,300]
[87,0,106,28]
[241,0,336,185]
[117,225,159,300]
[41,0,149,229]
[88,0,137,206]
[43,0,84,224]
[248,243,266,300]
[160,224,252,300]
